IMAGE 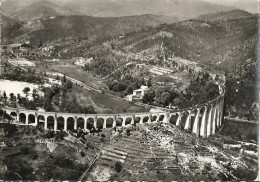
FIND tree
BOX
[9,93,14,101]
[23,87,30,97]
[3,91,7,99]
[160,92,171,107]
[63,75,66,82]
[114,162,123,173]
[147,77,152,87]
[126,85,133,94]
[17,94,21,101]
[32,89,38,99]
[3,45,7,52]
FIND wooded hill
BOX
[1,14,179,44]
[115,10,257,75]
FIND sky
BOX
[1,0,259,14]
[204,0,259,13]
[55,0,259,14]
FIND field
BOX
[0,79,44,100]
[25,59,149,114]
[70,84,149,114]
[34,60,107,91]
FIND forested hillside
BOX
[1,14,179,45]
[7,0,81,21]
[116,10,257,75]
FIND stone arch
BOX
[10,112,17,120]
[47,116,55,129]
[191,108,201,136]
[37,115,45,128]
[116,118,123,126]
[206,105,214,137]
[169,113,178,125]
[190,109,198,133]
[179,111,190,129]
[57,116,65,131]
[106,118,114,128]
[151,115,157,122]
[97,118,104,129]
[134,117,141,124]
[183,110,192,132]
[19,113,26,123]
[28,114,35,124]
[211,104,218,133]
[199,106,208,138]
[176,112,183,127]
[159,115,165,122]
[87,118,94,130]
[143,116,149,123]
[67,117,75,131]
[125,117,133,125]
[77,117,85,130]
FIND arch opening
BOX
[151,116,157,122]
[143,116,149,123]
[106,118,114,128]
[57,117,65,131]
[47,116,54,129]
[134,117,141,124]
[116,118,123,126]
[67,117,75,131]
[10,112,17,120]
[159,115,165,122]
[19,113,26,123]
[180,112,188,129]
[28,114,35,124]
[190,110,199,133]
[77,117,85,130]
[87,118,94,130]
[38,115,45,128]
[97,118,104,129]
[125,117,132,125]
[170,114,178,125]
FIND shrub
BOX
[20,146,30,155]
[80,150,85,157]
[114,162,123,173]
[32,152,39,160]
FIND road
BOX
[78,152,101,181]
[224,117,257,124]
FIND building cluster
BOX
[126,85,149,101]
[149,66,173,76]
[168,57,203,74]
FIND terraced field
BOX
[83,123,257,181]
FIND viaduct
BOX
[2,83,225,139]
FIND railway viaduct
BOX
[2,83,225,139]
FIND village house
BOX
[127,85,149,101]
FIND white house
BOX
[127,85,148,101]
